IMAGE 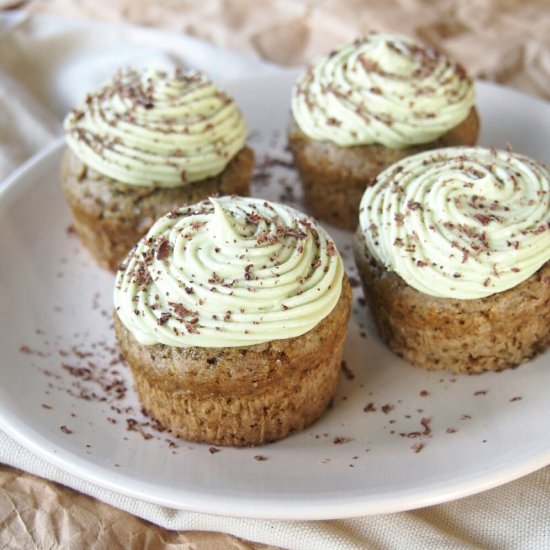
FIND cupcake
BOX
[354,146,550,374]
[114,196,351,446]
[61,68,254,271]
[289,32,479,229]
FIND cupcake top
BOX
[359,147,550,299]
[291,32,475,149]
[114,196,344,347]
[64,68,248,188]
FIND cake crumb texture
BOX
[288,109,479,229]
[114,277,352,446]
[60,146,254,271]
[354,230,550,373]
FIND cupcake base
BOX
[114,278,352,447]
[60,146,254,271]
[354,230,550,374]
[289,108,480,230]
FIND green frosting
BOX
[359,147,550,299]
[64,68,247,187]
[114,196,344,347]
[292,32,475,148]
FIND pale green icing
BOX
[114,196,344,347]
[291,32,475,148]
[64,68,248,187]
[359,147,550,299]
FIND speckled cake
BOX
[354,146,550,373]
[61,68,254,270]
[289,32,479,229]
[114,196,352,446]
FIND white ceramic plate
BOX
[1,72,549,520]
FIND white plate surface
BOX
[1,72,549,520]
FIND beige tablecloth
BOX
[1,2,549,549]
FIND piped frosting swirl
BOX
[291,32,475,149]
[64,68,248,188]
[114,196,344,347]
[359,147,550,299]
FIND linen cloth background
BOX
[0,1,549,548]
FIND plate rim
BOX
[2,390,549,519]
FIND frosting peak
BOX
[64,68,248,188]
[114,196,344,347]
[291,32,475,149]
[359,147,550,299]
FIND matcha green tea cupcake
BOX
[289,32,479,229]
[61,68,254,270]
